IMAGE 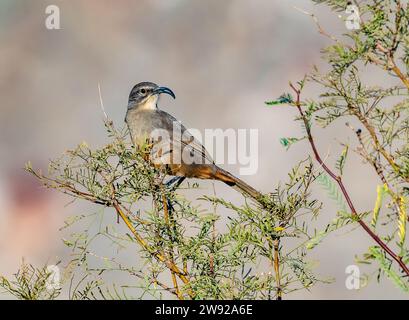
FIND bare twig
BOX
[98,83,108,120]
[293,6,353,49]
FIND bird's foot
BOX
[165,176,186,191]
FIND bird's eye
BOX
[140,88,147,95]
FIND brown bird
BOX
[125,82,261,200]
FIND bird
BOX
[125,81,262,201]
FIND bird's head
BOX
[127,82,175,110]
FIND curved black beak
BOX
[153,86,176,99]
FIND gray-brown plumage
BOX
[125,82,261,200]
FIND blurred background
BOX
[0,0,406,299]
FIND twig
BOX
[161,190,183,300]
[293,6,353,49]
[209,182,217,278]
[303,1,409,183]
[31,167,194,298]
[348,124,406,221]
[351,105,402,176]
[112,201,194,295]
[372,42,409,91]
[273,238,282,300]
[289,82,409,277]
[98,83,108,120]
[151,275,178,296]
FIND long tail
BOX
[214,166,262,201]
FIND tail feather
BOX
[214,167,262,200]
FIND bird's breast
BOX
[125,109,156,147]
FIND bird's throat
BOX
[138,95,159,111]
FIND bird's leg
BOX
[162,176,185,242]
[165,176,185,212]
[165,176,186,190]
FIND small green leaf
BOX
[306,231,326,249]
[371,184,387,228]
[368,246,409,292]
[336,145,349,176]
[280,137,299,149]
[265,93,294,106]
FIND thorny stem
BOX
[365,52,409,93]
[374,40,409,91]
[209,224,215,277]
[289,83,409,277]
[391,64,409,90]
[209,182,217,278]
[151,277,178,295]
[347,100,406,183]
[354,130,387,184]
[161,191,183,300]
[273,238,282,300]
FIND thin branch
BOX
[112,200,194,297]
[349,104,404,180]
[30,167,194,298]
[151,275,178,296]
[273,238,282,300]
[293,6,353,49]
[373,42,409,91]
[290,82,409,277]
[98,83,108,120]
[161,190,183,300]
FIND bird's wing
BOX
[150,110,214,166]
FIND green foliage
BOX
[265,93,294,106]
[10,122,326,300]
[306,210,365,250]
[0,261,61,300]
[279,137,300,150]
[316,173,347,212]
[203,160,326,296]
[335,145,349,176]
[311,0,349,12]
[371,184,387,227]
[286,0,409,291]
[365,246,409,292]
[3,0,409,299]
